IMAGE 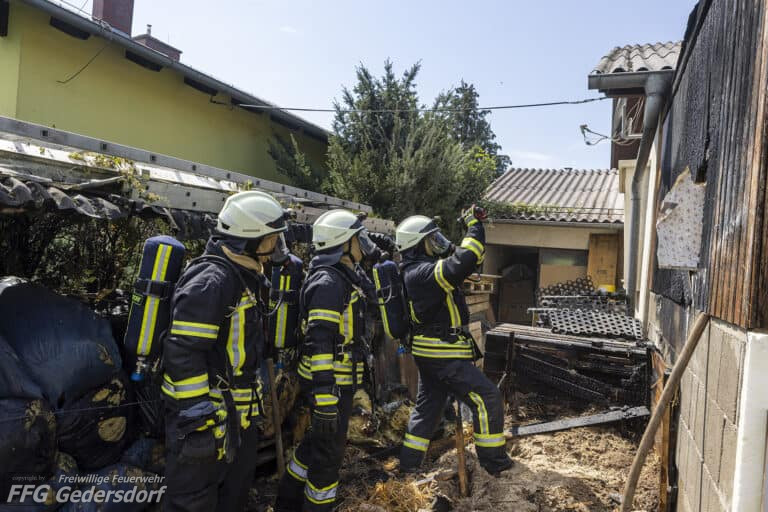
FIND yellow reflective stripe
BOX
[474,433,506,448]
[409,300,421,324]
[404,433,430,452]
[373,268,394,339]
[170,320,220,339]
[293,454,308,470]
[315,394,338,406]
[161,373,210,399]
[305,480,338,504]
[274,274,290,348]
[434,260,454,292]
[334,361,364,385]
[469,392,490,435]
[465,218,479,227]
[311,354,334,372]
[172,321,219,331]
[446,293,461,328]
[341,292,358,344]
[411,349,474,359]
[413,340,472,349]
[298,359,312,380]
[434,260,460,327]
[411,346,473,354]
[287,453,308,481]
[461,237,485,261]
[147,244,172,350]
[308,309,341,324]
[164,373,208,386]
[137,243,173,355]
[227,295,247,376]
[230,388,253,401]
[169,329,219,339]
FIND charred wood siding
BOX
[653,0,768,329]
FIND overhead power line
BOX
[237,96,610,114]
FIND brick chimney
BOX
[92,0,134,36]
[133,24,183,61]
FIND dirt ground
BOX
[251,391,660,512]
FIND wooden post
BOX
[454,401,469,497]
[659,367,672,512]
[266,358,285,478]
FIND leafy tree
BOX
[433,80,511,176]
[327,62,480,237]
[270,61,505,239]
[267,133,327,192]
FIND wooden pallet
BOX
[462,273,501,295]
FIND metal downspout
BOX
[626,74,672,315]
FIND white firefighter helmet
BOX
[216,190,287,239]
[312,209,379,257]
[396,215,452,254]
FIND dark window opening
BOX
[49,16,91,40]
[125,51,162,72]
[0,1,9,38]
[184,77,218,96]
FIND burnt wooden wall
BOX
[653,0,768,329]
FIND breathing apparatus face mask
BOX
[426,230,453,258]
[356,229,381,261]
[247,233,289,263]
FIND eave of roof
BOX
[21,0,329,142]
[591,41,681,75]
[588,41,682,96]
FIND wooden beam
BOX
[506,406,650,437]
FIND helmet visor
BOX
[357,229,380,259]
[270,233,290,263]
[426,230,453,257]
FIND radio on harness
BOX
[372,259,410,341]
[268,254,304,350]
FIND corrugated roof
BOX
[483,168,624,224]
[592,41,682,75]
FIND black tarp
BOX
[0,279,122,407]
[0,398,57,482]
[57,374,135,471]
[0,334,43,400]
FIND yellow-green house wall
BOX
[0,1,327,183]
[0,3,21,118]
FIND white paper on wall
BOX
[656,167,706,271]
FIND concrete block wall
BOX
[673,318,746,512]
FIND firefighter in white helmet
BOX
[275,209,380,512]
[163,191,290,512]
[396,207,513,476]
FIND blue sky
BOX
[77,1,695,169]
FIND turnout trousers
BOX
[163,412,261,512]
[275,383,354,512]
[399,357,510,474]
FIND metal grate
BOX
[537,276,596,298]
[548,309,643,340]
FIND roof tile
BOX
[483,168,624,224]
[592,41,682,75]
